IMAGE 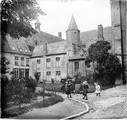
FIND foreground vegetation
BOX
[2,92,64,118]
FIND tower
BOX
[110,0,127,84]
[34,19,41,32]
[66,16,80,47]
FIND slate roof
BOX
[80,26,114,49]
[1,35,32,56]
[25,31,65,47]
[67,15,79,31]
[32,41,67,57]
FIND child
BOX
[94,82,101,97]
[82,81,89,100]
[66,81,72,98]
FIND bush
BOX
[1,76,13,109]
[74,72,85,84]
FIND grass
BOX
[2,93,64,118]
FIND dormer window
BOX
[13,47,16,51]
[25,49,28,53]
[19,49,22,52]
[18,46,22,52]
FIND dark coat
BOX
[66,83,72,94]
[82,84,89,95]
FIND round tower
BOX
[66,16,80,46]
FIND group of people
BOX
[61,80,101,100]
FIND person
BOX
[82,81,89,100]
[94,82,101,97]
[61,83,66,94]
[66,80,72,98]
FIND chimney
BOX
[43,43,47,55]
[58,32,62,38]
[97,24,104,41]
[34,19,41,32]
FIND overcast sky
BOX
[36,0,111,39]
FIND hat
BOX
[83,81,87,85]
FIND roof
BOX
[25,31,65,47]
[67,15,79,31]
[1,35,32,56]
[80,26,114,49]
[68,49,86,61]
[32,41,67,57]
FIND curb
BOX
[60,98,90,120]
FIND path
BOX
[75,85,127,119]
[16,94,86,119]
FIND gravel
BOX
[77,85,127,119]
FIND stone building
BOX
[1,35,31,79]
[30,16,88,82]
[2,0,126,83]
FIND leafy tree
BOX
[1,54,10,74]
[34,71,40,83]
[1,0,45,38]
[86,41,121,86]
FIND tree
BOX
[1,0,45,38]
[34,71,40,83]
[1,54,10,75]
[86,41,121,86]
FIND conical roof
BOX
[67,15,79,31]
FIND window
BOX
[74,61,79,72]
[25,49,28,53]
[15,56,19,66]
[46,71,51,82]
[56,71,61,76]
[18,46,22,52]
[20,68,25,78]
[14,68,19,79]
[56,57,60,67]
[46,58,51,68]
[46,58,50,62]
[26,58,29,66]
[56,71,61,82]
[21,57,24,66]
[37,59,41,64]
[46,71,51,76]
[13,47,16,51]
[37,72,41,80]
[56,57,60,61]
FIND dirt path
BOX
[16,98,86,119]
[76,85,127,119]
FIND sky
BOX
[36,0,111,39]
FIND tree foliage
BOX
[2,76,37,110]
[1,0,45,38]
[86,41,122,86]
[1,54,10,74]
[34,71,40,83]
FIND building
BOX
[2,0,126,83]
[30,16,105,82]
[1,35,31,79]
[110,0,127,83]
